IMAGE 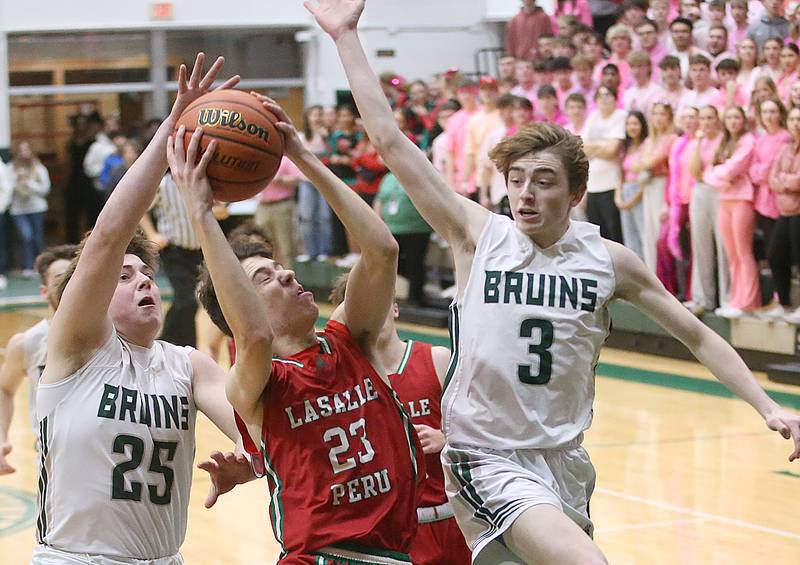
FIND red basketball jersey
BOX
[236,320,424,562]
[388,340,447,508]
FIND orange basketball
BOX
[176,90,284,202]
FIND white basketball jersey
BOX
[23,318,49,434]
[441,215,615,450]
[35,330,197,560]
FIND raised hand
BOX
[250,92,306,160]
[0,442,15,475]
[765,408,800,462]
[168,53,241,122]
[166,126,217,219]
[304,0,365,41]
[197,451,256,508]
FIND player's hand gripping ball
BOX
[175,90,285,202]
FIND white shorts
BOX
[442,441,596,562]
[31,546,184,565]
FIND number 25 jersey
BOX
[35,329,197,559]
[236,320,424,561]
[442,215,615,450]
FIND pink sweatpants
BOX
[717,200,760,311]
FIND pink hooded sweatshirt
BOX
[750,129,791,218]
[703,133,756,201]
[666,134,692,258]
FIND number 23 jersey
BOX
[35,329,197,559]
[442,215,615,450]
[236,320,424,561]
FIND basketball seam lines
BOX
[181,127,283,159]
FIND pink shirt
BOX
[666,134,693,257]
[642,132,678,177]
[505,7,554,61]
[703,133,756,201]
[593,56,632,92]
[677,136,700,204]
[258,157,299,203]
[533,107,568,126]
[709,84,748,111]
[678,87,721,115]
[729,25,749,50]
[751,129,791,218]
[645,43,668,67]
[446,108,477,195]
[623,145,644,183]
[768,141,800,217]
[777,72,799,105]
[623,81,666,116]
[511,83,538,107]
[659,86,686,115]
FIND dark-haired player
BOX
[309,2,800,563]
[0,245,77,474]
[32,54,244,564]
[168,95,423,564]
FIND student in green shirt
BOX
[374,172,432,306]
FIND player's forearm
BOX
[191,212,272,347]
[333,30,476,241]
[335,31,406,150]
[91,123,172,247]
[593,140,621,161]
[691,330,780,419]
[0,390,14,444]
[225,368,266,430]
[293,148,397,259]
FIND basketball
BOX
[175,90,284,202]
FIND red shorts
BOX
[410,517,472,565]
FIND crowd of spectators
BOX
[3,0,800,322]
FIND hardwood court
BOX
[1,306,799,564]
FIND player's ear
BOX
[39,284,47,299]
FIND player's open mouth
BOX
[138,296,155,307]
[518,208,540,220]
[297,285,312,298]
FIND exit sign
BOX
[151,2,174,20]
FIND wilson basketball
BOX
[176,90,284,202]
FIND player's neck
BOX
[528,219,571,249]
[376,329,407,374]
[272,330,318,357]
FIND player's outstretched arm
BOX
[608,241,800,462]
[167,127,272,435]
[306,0,490,248]
[257,96,398,343]
[46,54,239,383]
[0,333,26,474]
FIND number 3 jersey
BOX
[35,329,197,559]
[235,320,424,561]
[442,214,615,451]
